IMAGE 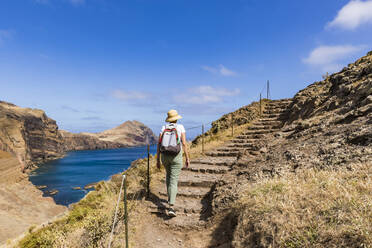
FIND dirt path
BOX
[132,203,215,248]
[131,99,292,248]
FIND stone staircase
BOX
[147,99,292,229]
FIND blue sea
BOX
[29,146,157,206]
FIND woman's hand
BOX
[156,160,161,169]
[184,158,190,168]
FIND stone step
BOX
[158,186,211,199]
[165,171,220,187]
[190,156,236,166]
[267,99,292,103]
[247,125,280,130]
[265,104,289,108]
[216,147,245,152]
[262,113,283,118]
[263,109,287,115]
[227,143,257,149]
[266,101,291,107]
[148,197,204,214]
[246,150,260,156]
[205,151,240,157]
[183,164,230,174]
[231,136,262,143]
[163,213,208,230]
[258,118,281,122]
[255,120,282,125]
[242,129,279,135]
[247,125,266,130]
[231,134,265,142]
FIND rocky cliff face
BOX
[95,120,157,146]
[0,101,157,162]
[61,120,157,151]
[0,151,67,246]
[60,130,125,151]
[0,101,64,170]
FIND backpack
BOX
[159,124,181,155]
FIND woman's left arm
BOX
[181,133,190,168]
[156,136,161,169]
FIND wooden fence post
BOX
[124,176,129,248]
[202,124,205,154]
[147,144,150,198]
[231,113,234,137]
[259,93,262,117]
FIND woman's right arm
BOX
[156,137,161,169]
[181,133,190,168]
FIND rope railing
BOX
[108,175,126,248]
[107,80,272,247]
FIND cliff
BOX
[60,130,125,151]
[0,101,156,162]
[94,120,157,147]
[60,120,157,151]
[0,102,156,246]
[0,101,64,170]
[0,152,67,246]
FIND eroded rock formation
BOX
[60,130,125,151]
[95,120,157,147]
[0,101,64,170]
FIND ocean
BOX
[29,145,157,206]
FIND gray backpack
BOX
[159,124,181,155]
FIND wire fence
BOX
[107,80,272,247]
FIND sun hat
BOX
[166,109,182,122]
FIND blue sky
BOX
[1,0,371,137]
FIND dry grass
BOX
[17,155,162,248]
[188,122,253,159]
[17,100,265,247]
[230,163,372,248]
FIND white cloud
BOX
[219,64,236,76]
[201,64,237,76]
[201,65,218,74]
[327,0,372,30]
[176,85,240,104]
[303,45,365,72]
[112,90,148,101]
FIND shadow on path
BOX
[145,192,174,220]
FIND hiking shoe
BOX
[168,208,176,217]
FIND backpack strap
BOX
[159,127,179,144]
[159,124,180,144]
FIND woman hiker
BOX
[156,109,190,217]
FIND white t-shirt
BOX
[160,123,186,144]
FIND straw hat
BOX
[166,109,182,122]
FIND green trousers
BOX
[161,151,183,205]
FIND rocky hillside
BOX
[0,101,157,167]
[192,100,267,146]
[209,51,372,247]
[60,130,125,151]
[0,102,156,246]
[0,101,64,170]
[0,151,66,246]
[94,120,157,147]
[61,120,157,150]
